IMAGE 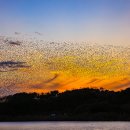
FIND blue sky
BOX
[0,0,130,44]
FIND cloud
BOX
[86,78,101,84]
[0,36,21,46]
[29,74,59,90]
[0,61,30,72]
[44,74,59,83]
[8,41,21,46]
[102,78,130,90]
[35,32,42,35]
[14,32,21,35]
[113,82,130,90]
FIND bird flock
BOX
[0,34,130,96]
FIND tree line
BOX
[0,87,130,121]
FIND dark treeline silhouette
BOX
[0,87,130,121]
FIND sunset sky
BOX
[0,0,130,96]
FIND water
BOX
[0,122,129,130]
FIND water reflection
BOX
[0,122,129,130]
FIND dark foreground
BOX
[0,88,130,121]
[0,122,130,130]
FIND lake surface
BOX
[0,122,129,130]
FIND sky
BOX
[0,0,130,44]
[0,0,130,96]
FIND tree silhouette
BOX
[0,87,130,121]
